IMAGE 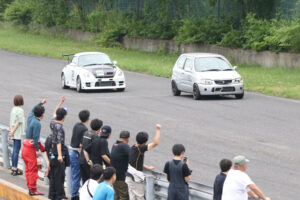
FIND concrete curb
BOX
[0,179,48,200]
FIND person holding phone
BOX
[163,144,191,200]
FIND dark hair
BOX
[120,131,130,139]
[34,105,45,118]
[90,164,103,180]
[13,95,24,106]
[56,108,67,121]
[172,144,185,156]
[79,110,90,123]
[136,132,148,144]
[90,119,103,131]
[219,159,232,172]
[103,167,116,180]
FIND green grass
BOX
[0,25,300,99]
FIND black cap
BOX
[120,131,130,139]
[101,125,112,137]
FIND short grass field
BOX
[0,25,300,99]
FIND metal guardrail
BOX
[0,122,213,199]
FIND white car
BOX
[171,53,244,100]
[61,52,126,92]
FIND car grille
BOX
[95,81,116,87]
[212,87,235,92]
[222,87,235,92]
[93,69,115,78]
[215,80,232,85]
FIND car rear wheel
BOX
[76,77,82,93]
[171,81,181,96]
[193,84,201,100]
[61,73,69,89]
[235,93,244,99]
[117,88,125,92]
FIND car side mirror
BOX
[113,61,118,65]
[233,66,238,70]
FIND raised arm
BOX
[53,96,65,118]
[28,99,47,121]
[147,124,161,151]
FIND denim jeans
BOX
[70,150,81,197]
[12,139,21,168]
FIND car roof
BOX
[74,52,106,57]
[181,53,225,58]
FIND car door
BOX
[65,56,78,87]
[173,55,186,90]
[182,57,194,93]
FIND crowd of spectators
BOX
[8,94,271,200]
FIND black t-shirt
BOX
[85,137,110,166]
[128,144,148,171]
[163,160,191,181]
[70,122,88,148]
[79,130,98,164]
[213,173,227,200]
[111,140,130,181]
[44,134,52,158]
[50,119,65,145]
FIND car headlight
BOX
[234,78,243,83]
[199,79,214,85]
[118,70,123,76]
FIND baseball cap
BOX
[233,155,249,167]
[120,131,130,139]
[101,125,112,137]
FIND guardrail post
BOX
[1,129,10,169]
[146,175,155,200]
[41,153,49,185]
[66,166,71,195]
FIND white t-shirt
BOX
[222,169,254,200]
[79,179,99,200]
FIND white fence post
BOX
[146,175,155,200]
[1,129,10,169]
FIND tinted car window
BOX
[194,57,232,72]
[184,58,193,71]
[78,54,111,66]
[177,56,186,69]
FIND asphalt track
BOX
[0,50,299,200]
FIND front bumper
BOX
[198,83,244,95]
[81,77,126,90]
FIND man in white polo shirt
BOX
[222,155,271,200]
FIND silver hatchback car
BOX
[171,53,244,100]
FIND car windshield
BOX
[194,57,232,72]
[78,54,112,66]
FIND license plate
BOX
[96,70,104,76]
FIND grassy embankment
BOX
[0,26,299,99]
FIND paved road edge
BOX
[0,179,48,200]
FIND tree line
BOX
[1,0,300,52]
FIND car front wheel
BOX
[61,73,69,89]
[235,93,244,99]
[76,77,82,93]
[193,84,201,100]
[171,81,181,96]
